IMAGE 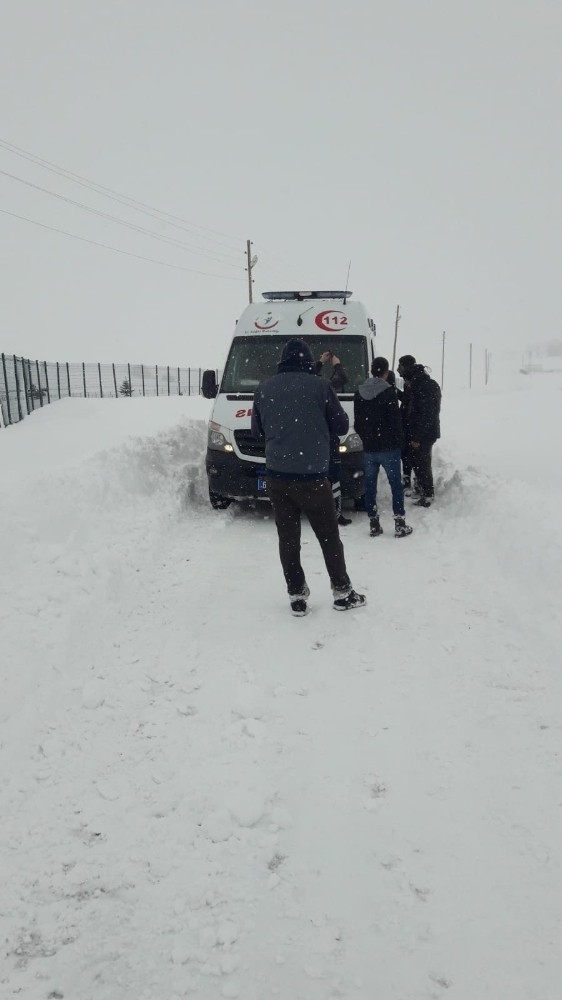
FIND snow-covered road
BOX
[1,379,561,999]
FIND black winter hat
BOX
[279,338,314,367]
[398,354,416,369]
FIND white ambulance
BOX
[202,290,377,509]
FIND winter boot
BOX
[289,583,310,617]
[412,496,432,508]
[338,513,353,526]
[394,516,413,538]
[369,515,383,537]
[333,588,367,612]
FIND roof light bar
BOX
[262,290,353,302]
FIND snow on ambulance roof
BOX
[236,291,374,337]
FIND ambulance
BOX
[202,290,377,509]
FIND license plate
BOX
[257,477,267,492]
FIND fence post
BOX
[1,354,12,424]
[167,365,170,395]
[21,356,31,415]
[66,362,71,397]
[35,360,44,407]
[127,363,131,396]
[43,361,51,404]
[141,364,145,396]
[82,362,87,397]
[28,360,36,409]
[56,362,61,399]
[156,365,159,396]
[98,362,103,398]
[12,356,23,420]
[112,363,117,397]
[177,367,180,395]
[198,369,202,394]
[188,368,191,396]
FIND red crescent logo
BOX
[254,315,279,330]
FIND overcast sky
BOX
[1,0,561,388]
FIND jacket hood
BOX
[357,376,391,400]
[409,364,430,382]
[277,338,314,374]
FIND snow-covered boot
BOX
[333,588,367,612]
[394,516,413,538]
[338,513,352,526]
[289,583,310,617]
[369,515,383,537]
[412,496,432,508]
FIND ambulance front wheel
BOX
[209,490,232,510]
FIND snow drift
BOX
[1,378,561,1000]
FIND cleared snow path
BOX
[1,386,561,1000]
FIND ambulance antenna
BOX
[343,261,351,305]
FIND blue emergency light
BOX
[261,291,353,302]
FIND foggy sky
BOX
[2,0,561,390]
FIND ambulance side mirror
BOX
[202,370,218,398]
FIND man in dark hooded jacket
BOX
[354,357,413,538]
[312,350,351,526]
[252,338,366,616]
[397,355,441,506]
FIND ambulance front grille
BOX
[234,430,265,458]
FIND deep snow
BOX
[1,376,561,1000]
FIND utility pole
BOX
[441,331,446,391]
[246,239,258,303]
[391,305,401,370]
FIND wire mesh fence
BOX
[0,355,218,428]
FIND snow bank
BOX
[1,381,561,999]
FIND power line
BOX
[0,207,244,279]
[258,246,309,287]
[0,167,243,268]
[0,137,243,251]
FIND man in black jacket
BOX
[313,351,351,526]
[354,357,413,538]
[397,355,442,507]
[395,354,415,492]
[252,339,366,616]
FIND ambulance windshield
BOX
[221,335,369,394]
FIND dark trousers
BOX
[402,442,414,481]
[328,457,342,517]
[412,441,435,498]
[266,477,351,596]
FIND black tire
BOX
[209,490,232,510]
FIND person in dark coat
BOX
[313,350,348,391]
[354,357,413,538]
[252,339,366,616]
[395,355,416,492]
[312,351,351,526]
[397,355,441,507]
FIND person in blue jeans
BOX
[354,357,413,538]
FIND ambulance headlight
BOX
[339,433,362,453]
[208,422,234,452]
